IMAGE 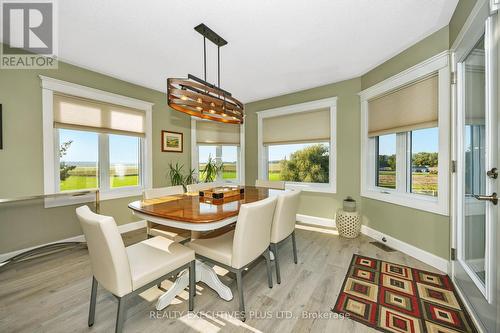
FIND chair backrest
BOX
[255,179,285,190]
[231,196,277,269]
[143,185,184,199]
[76,206,132,297]
[186,181,223,193]
[271,190,301,243]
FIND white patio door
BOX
[453,4,498,332]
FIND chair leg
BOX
[292,231,298,264]
[269,245,279,285]
[236,270,245,322]
[88,276,98,327]
[115,296,126,333]
[189,261,195,311]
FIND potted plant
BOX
[168,162,196,191]
[200,155,224,182]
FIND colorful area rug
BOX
[333,254,477,333]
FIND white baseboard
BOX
[296,214,335,228]
[295,213,449,273]
[0,220,147,264]
[361,225,449,273]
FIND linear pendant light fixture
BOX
[167,24,244,124]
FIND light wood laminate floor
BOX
[0,225,441,333]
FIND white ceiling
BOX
[57,0,458,103]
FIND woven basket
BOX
[336,209,361,238]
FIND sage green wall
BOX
[449,0,478,47]
[245,6,477,259]
[361,26,450,90]
[0,58,191,253]
[245,78,362,220]
[358,27,451,259]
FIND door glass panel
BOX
[462,35,486,285]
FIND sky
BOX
[59,129,139,164]
[268,142,329,161]
[199,146,238,163]
[378,127,438,155]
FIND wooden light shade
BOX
[167,77,244,124]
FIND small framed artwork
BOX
[161,130,183,153]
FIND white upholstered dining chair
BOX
[255,179,286,190]
[186,196,278,321]
[186,181,224,193]
[269,190,301,284]
[143,185,190,242]
[76,206,196,333]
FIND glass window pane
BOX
[59,129,98,191]
[198,145,217,182]
[411,127,438,196]
[221,146,238,180]
[376,134,396,189]
[463,35,486,284]
[109,134,140,188]
[267,142,329,183]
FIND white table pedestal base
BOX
[156,260,233,310]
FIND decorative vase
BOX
[336,208,361,238]
[343,196,357,212]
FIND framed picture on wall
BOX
[161,130,183,153]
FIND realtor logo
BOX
[1,0,58,68]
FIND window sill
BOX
[361,188,448,215]
[45,187,143,208]
[285,182,336,194]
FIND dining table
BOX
[128,185,283,310]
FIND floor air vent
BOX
[370,241,396,252]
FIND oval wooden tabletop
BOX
[128,185,283,224]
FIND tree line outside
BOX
[377,152,438,196]
[268,144,329,183]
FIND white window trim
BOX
[190,118,245,185]
[40,76,154,204]
[256,97,337,193]
[359,51,450,215]
[491,0,499,13]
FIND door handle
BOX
[474,192,498,205]
[487,168,498,179]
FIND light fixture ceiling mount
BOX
[167,24,244,124]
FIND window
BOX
[109,134,141,188]
[360,53,449,215]
[192,120,244,184]
[376,134,396,189]
[410,127,438,196]
[257,97,337,193]
[267,142,329,183]
[59,129,99,191]
[58,130,142,192]
[41,76,152,202]
[221,146,238,180]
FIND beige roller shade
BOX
[464,65,485,125]
[196,120,240,145]
[263,108,330,145]
[53,94,145,137]
[368,74,438,137]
